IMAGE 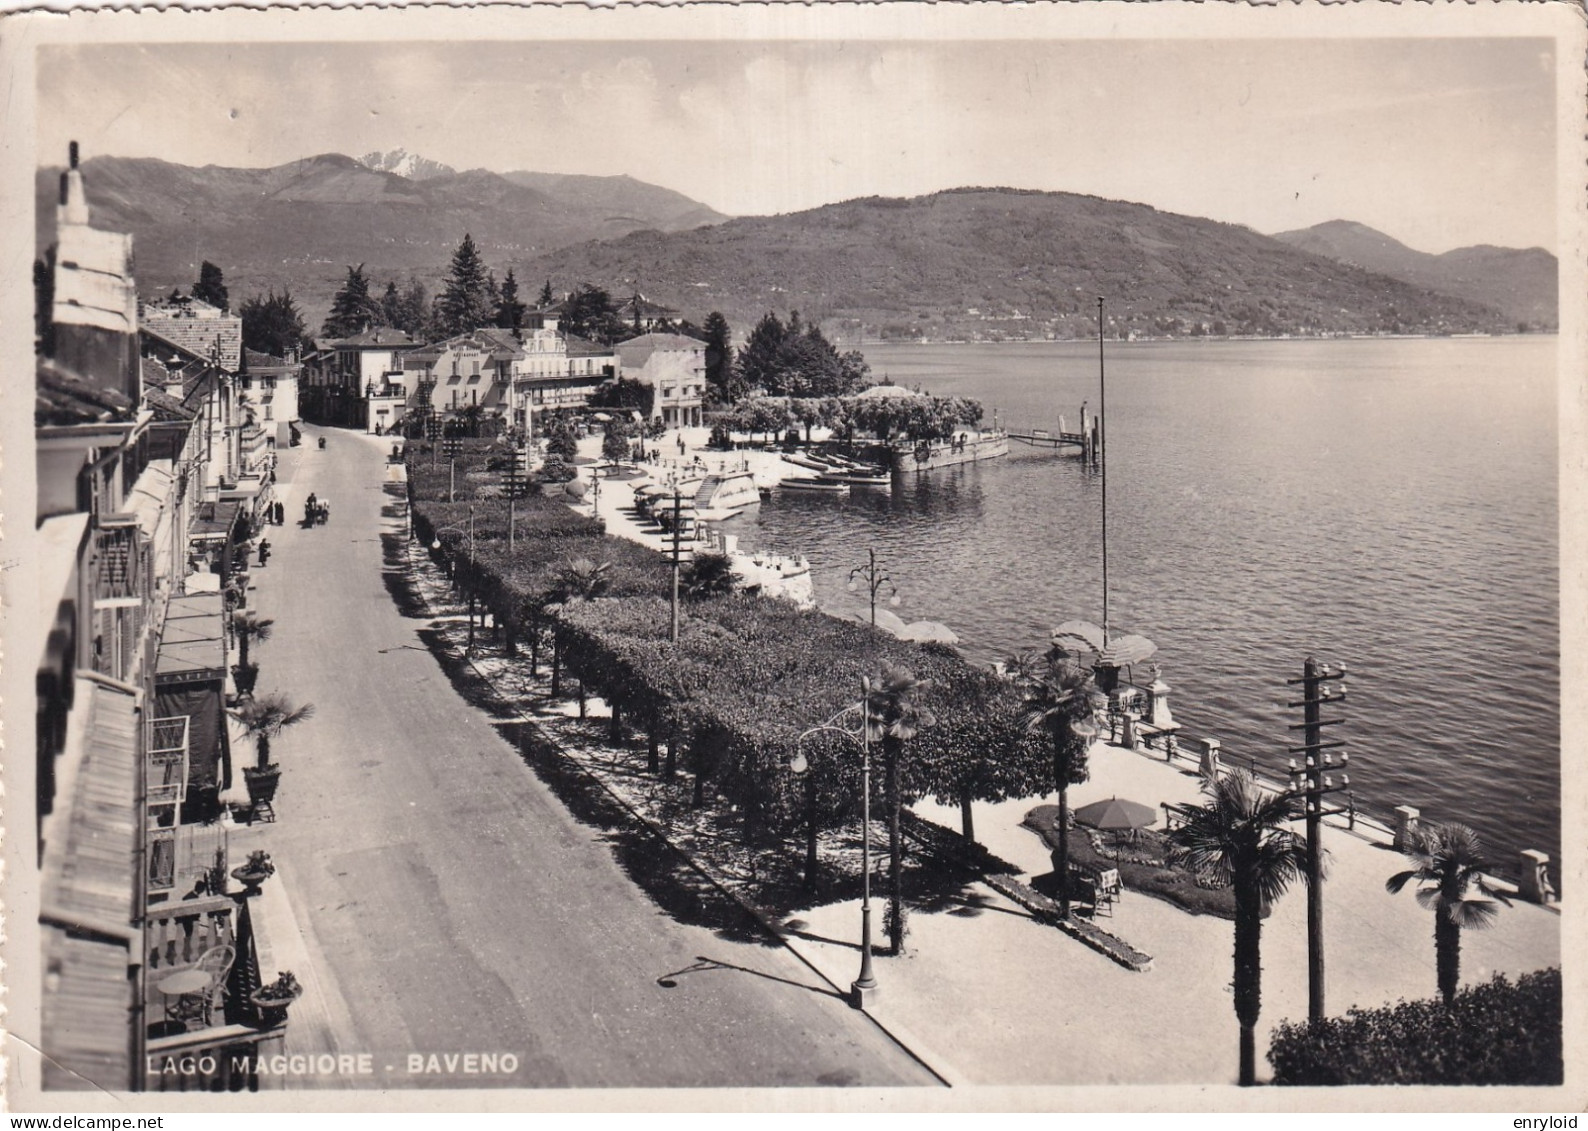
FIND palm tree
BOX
[1016,653,1105,918]
[681,551,737,599]
[232,611,274,670]
[864,666,935,956]
[1386,821,1510,1006]
[233,692,315,772]
[1167,770,1308,1086]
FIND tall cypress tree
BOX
[702,311,737,404]
[538,279,555,307]
[438,233,493,336]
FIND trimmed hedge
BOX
[408,449,1049,841]
[1267,968,1562,1085]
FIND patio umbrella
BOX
[1073,796,1158,832]
[899,619,960,644]
[1097,634,1158,667]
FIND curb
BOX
[399,519,962,1088]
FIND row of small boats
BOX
[780,452,894,494]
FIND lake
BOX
[736,337,1561,879]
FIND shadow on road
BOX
[496,719,777,947]
[380,532,442,620]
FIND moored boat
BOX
[779,477,851,494]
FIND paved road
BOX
[239,427,935,1090]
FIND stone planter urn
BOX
[251,972,302,1027]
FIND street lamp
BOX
[430,506,476,651]
[791,676,879,1009]
[847,548,900,629]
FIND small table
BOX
[157,968,214,1029]
[157,969,211,996]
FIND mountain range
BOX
[35,153,1555,339]
[1271,219,1556,327]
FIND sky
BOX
[37,36,1558,254]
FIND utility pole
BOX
[1286,657,1349,1023]
[466,505,476,652]
[669,488,683,644]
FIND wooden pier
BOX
[1007,408,1102,466]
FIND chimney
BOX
[58,141,89,227]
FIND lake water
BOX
[736,337,1561,878]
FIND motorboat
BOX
[779,477,851,494]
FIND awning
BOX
[190,500,241,543]
[155,592,227,683]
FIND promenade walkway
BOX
[783,736,1562,1088]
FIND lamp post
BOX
[1285,657,1349,1023]
[430,507,476,651]
[847,548,900,628]
[791,676,879,1009]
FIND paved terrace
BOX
[786,734,1562,1087]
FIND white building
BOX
[616,332,707,428]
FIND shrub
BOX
[1267,968,1562,1085]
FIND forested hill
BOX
[518,188,1518,340]
[33,154,725,322]
[1272,219,1557,329]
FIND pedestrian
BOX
[258,539,271,568]
[274,501,285,526]
[677,433,686,455]
[304,501,315,527]
[321,498,331,524]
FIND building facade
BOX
[616,332,707,428]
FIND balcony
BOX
[145,894,285,1090]
[147,715,190,810]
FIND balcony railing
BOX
[145,896,283,1091]
[147,715,190,809]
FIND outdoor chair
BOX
[1095,868,1122,913]
[161,943,235,1031]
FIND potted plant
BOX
[231,612,274,701]
[251,970,302,1026]
[230,849,275,895]
[234,693,315,808]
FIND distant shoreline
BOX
[859,331,1558,348]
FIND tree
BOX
[681,551,737,599]
[538,279,555,307]
[560,284,629,345]
[240,289,309,358]
[541,415,579,464]
[1386,822,1511,1006]
[1167,770,1308,1086]
[193,261,229,313]
[701,312,738,404]
[232,692,315,772]
[601,425,632,463]
[437,234,494,337]
[322,264,381,339]
[864,666,936,955]
[736,311,789,394]
[590,377,655,416]
[496,268,527,333]
[382,277,433,339]
[911,665,1046,843]
[1016,652,1105,918]
[231,611,274,671]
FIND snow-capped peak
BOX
[359,149,456,181]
